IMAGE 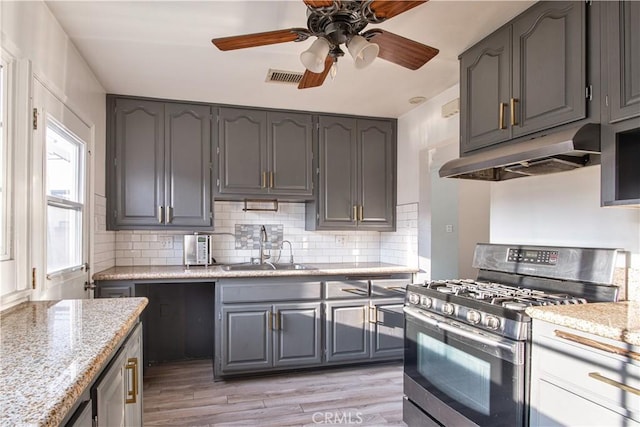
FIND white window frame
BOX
[44,117,87,277]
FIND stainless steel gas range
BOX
[403,243,620,427]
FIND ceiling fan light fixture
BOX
[300,37,331,73]
[347,35,379,69]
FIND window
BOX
[45,120,85,274]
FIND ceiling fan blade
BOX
[303,0,334,7]
[212,28,309,51]
[298,56,334,89]
[368,1,427,20]
[363,29,438,70]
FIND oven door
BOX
[404,306,528,427]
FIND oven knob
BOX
[466,310,481,325]
[420,296,433,308]
[442,303,455,315]
[408,293,420,305]
[484,315,501,330]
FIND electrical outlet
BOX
[445,224,454,233]
[159,236,173,249]
[335,235,345,247]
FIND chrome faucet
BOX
[282,240,294,264]
[259,225,270,264]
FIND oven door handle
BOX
[404,306,518,353]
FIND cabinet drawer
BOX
[536,329,640,422]
[370,278,409,298]
[324,280,370,299]
[219,280,322,303]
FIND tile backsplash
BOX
[112,201,419,267]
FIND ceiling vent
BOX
[265,69,304,85]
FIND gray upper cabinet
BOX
[604,0,640,123]
[460,26,511,151]
[460,1,587,154]
[217,107,313,199]
[107,96,213,230]
[309,115,395,231]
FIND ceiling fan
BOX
[211,0,439,89]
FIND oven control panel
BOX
[507,248,558,265]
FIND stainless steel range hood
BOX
[439,124,601,181]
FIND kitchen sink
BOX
[221,263,316,271]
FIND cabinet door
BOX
[607,1,640,123]
[370,299,404,359]
[273,302,322,367]
[532,380,640,427]
[267,111,313,197]
[217,107,267,195]
[94,351,125,427]
[112,98,164,228]
[317,116,358,229]
[357,119,395,230]
[325,301,369,362]
[165,103,212,227]
[511,1,586,137]
[123,324,142,427]
[221,305,272,372]
[459,26,512,153]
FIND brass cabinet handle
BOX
[385,286,406,294]
[268,311,273,330]
[510,98,519,126]
[554,330,640,362]
[359,205,364,222]
[125,357,138,404]
[157,206,163,224]
[276,311,281,330]
[269,171,274,189]
[353,205,358,222]
[368,306,377,324]
[499,102,507,130]
[588,372,640,396]
[261,172,267,188]
[167,206,173,224]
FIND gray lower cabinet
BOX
[308,115,396,231]
[220,302,322,374]
[107,96,213,230]
[325,301,370,362]
[370,299,404,359]
[215,278,323,377]
[460,1,587,154]
[216,107,313,199]
[325,298,405,363]
[324,277,407,363]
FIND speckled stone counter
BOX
[93,262,417,281]
[0,298,148,426]
[526,301,640,346]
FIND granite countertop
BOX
[0,298,148,426]
[526,301,640,346]
[92,262,417,281]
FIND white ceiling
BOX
[46,0,534,118]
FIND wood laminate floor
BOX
[143,360,406,426]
